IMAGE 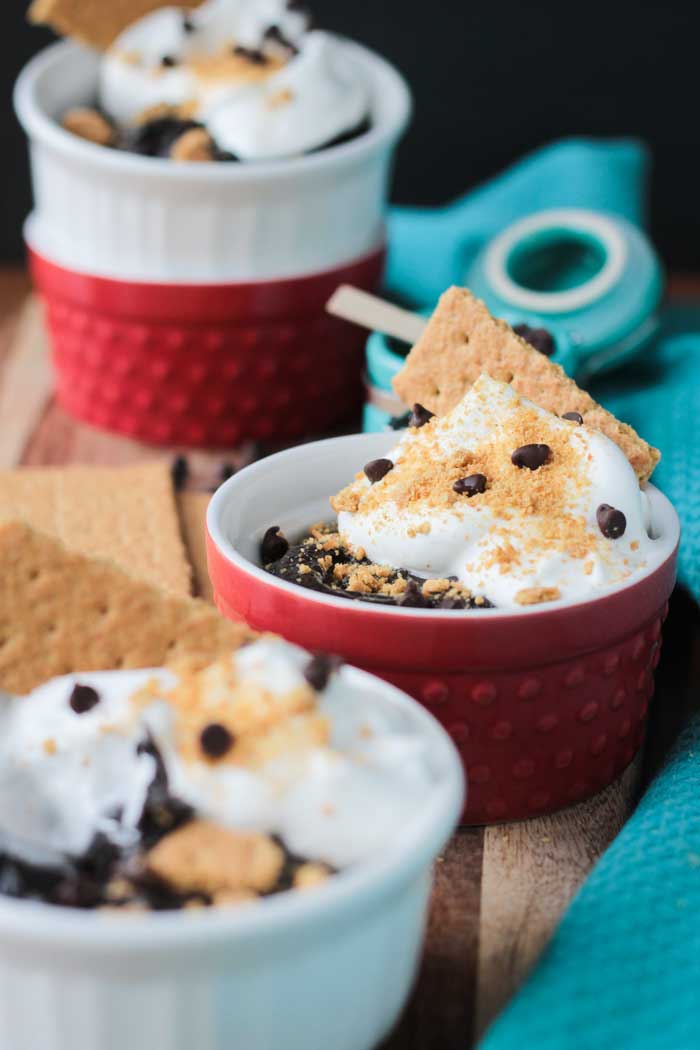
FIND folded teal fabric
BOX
[594,318,700,601]
[478,716,700,1050]
[386,139,700,1050]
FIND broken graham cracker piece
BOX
[393,287,660,484]
[28,0,206,52]
[0,521,254,695]
[62,107,115,146]
[0,462,191,595]
[176,491,213,602]
[147,820,284,897]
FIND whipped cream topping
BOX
[0,640,435,872]
[99,0,370,159]
[334,375,661,608]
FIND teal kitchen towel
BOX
[387,139,700,1050]
[478,715,700,1050]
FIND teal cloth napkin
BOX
[479,715,700,1050]
[594,317,700,601]
[387,140,700,1049]
[476,318,700,1049]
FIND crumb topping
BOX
[515,587,562,606]
[147,820,284,896]
[133,657,329,769]
[188,47,285,85]
[332,389,599,569]
[62,108,115,146]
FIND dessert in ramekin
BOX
[15,1,410,447]
[207,288,680,823]
[0,638,462,1050]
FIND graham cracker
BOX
[28,0,206,51]
[0,520,254,696]
[177,491,213,602]
[0,462,191,595]
[393,287,660,483]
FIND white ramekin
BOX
[14,39,411,282]
[0,665,463,1050]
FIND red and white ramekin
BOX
[14,40,410,447]
[206,432,680,825]
[0,666,463,1050]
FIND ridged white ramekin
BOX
[0,666,463,1050]
[14,38,411,282]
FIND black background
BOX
[2,0,697,267]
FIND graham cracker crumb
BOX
[136,655,329,770]
[407,522,432,538]
[393,287,660,483]
[170,127,215,163]
[331,488,361,514]
[294,863,331,891]
[515,587,562,606]
[266,87,295,109]
[147,820,284,897]
[422,578,451,596]
[135,101,199,125]
[62,107,115,146]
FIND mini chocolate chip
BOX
[234,45,268,64]
[200,723,234,759]
[511,444,552,471]
[389,410,411,431]
[398,580,431,608]
[182,14,195,31]
[264,24,299,53]
[364,458,394,484]
[219,462,236,483]
[161,54,178,67]
[453,473,487,497]
[260,526,289,564]
[562,411,584,425]
[513,324,556,357]
[409,403,435,429]
[597,504,627,539]
[69,684,100,715]
[171,455,189,490]
[440,596,466,610]
[304,653,342,691]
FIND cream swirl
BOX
[98,0,370,159]
[0,640,435,871]
[335,375,662,608]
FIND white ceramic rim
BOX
[0,662,463,949]
[14,37,412,185]
[207,430,680,621]
[484,209,628,314]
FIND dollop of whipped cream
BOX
[0,639,434,871]
[99,0,369,159]
[333,375,661,609]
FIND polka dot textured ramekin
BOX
[206,432,680,824]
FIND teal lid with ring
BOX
[363,208,663,432]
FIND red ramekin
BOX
[206,432,680,824]
[28,247,384,447]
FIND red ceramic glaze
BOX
[207,530,677,824]
[29,247,385,448]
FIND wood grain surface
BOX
[0,273,698,1050]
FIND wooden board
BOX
[0,282,696,1049]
